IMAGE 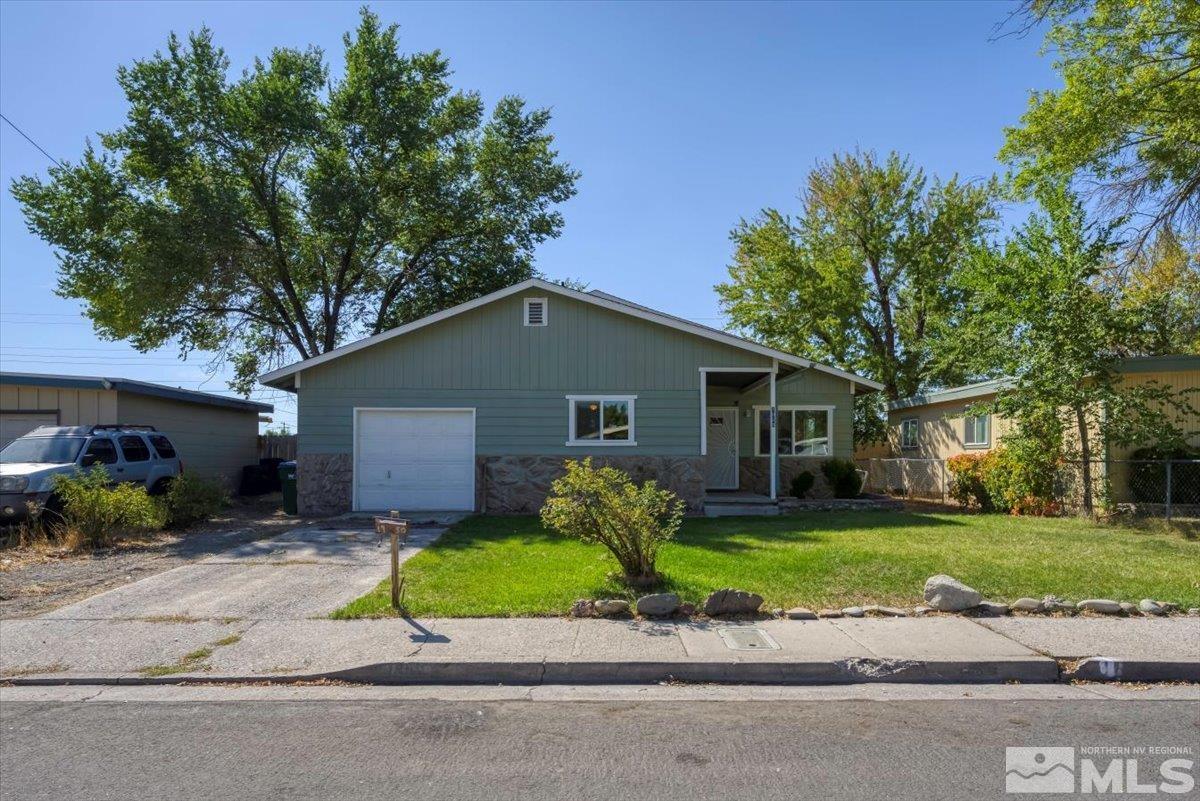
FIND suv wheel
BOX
[149,478,172,496]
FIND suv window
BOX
[148,435,176,459]
[81,438,118,466]
[118,435,151,463]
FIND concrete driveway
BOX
[37,523,451,621]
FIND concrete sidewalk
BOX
[4,614,1197,686]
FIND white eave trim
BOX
[257,278,885,391]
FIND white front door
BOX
[354,409,475,511]
[705,407,738,489]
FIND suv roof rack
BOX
[89,424,158,433]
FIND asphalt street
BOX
[2,685,1197,801]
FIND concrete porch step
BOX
[703,493,779,517]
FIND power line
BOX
[0,113,64,168]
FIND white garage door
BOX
[354,409,475,511]
[0,413,58,449]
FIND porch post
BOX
[699,369,707,456]
[769,359,778,500]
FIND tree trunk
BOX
[1075,404,1094,516]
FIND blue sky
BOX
[0,1,1054,428]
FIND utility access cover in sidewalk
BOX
[717,628,780,651]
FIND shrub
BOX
[539,458,684,587]
[790,471,815,499]
[50,468,166,547]
[1128,445,1200,505]
[946,453,993,511]
[980,442,1061,516]
[820,458,863,498]
[161,473,229,528]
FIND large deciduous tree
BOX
[12,10,578,392]
[1000,0,1200,249]
[716,150,997,408]
[950,183,1196,514]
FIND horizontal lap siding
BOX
[299,290,776,456]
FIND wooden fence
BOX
[257,434,297,461]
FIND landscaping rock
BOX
[923,575,983,612]
[911,606,933,617]
[636,593,680,617]
[1077,599,1122,615]
[593,599,630,616]
[703,588,764,616]
[1041,595,1076,613]
[976,602,1009,616]
[842,606,865,618]
[1161,602,1180,613]
[771,607,784,618]
[785,607,817,620]
[817,609,844,618]
[570,599,595,618]
[1119,602,1138,615]
[864,605,907,617]
[1188,608,1200,617]
[1012,597,1043,612]
[1138,599,1165,616]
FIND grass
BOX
[331,512,1200,618]
[138,633,242,677]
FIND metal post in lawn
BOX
[1165,460,1173,522]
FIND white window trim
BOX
[963,412,991,448]
[566,394,637,446]
[753,405,834,457]
[900,417,920,450]
[523,297,548,327]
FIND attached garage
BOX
[354,408,475,511]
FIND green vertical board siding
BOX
[298,290,856,456]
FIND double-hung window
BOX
[566,395,635,445]
[756,406,832,456]
[900,418,919,450]
[964,413,990,447]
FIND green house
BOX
[259,279,882,514]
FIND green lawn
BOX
[332,512,1200,618]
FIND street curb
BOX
[1065,657,1200,684]
[4,657,1063,686]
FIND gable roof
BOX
[258,278,884,391]
[0,372,272,413]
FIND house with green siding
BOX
[259,279,882,515]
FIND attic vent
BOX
[524,297,548,327]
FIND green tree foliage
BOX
[716,151,997,403]
[949,183,1197,514]
[1000,0,1200,248]
[1111,228,1200,355]
[11,9,577,392]
[539,458,684,587]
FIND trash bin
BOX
[279,461,298,515]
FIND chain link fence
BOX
[856,457,1200,519]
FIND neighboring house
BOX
[258,279,883,515]
[880,356,1199,461]
[0,372,272,487]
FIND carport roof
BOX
[0,372,272,413]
